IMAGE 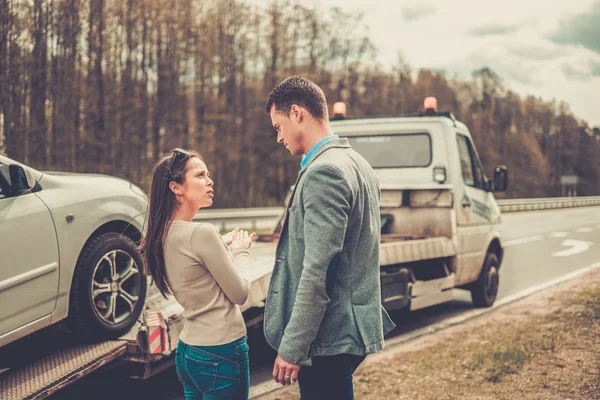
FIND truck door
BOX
[455,134,493,285]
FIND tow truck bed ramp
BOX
[0,340,126,400]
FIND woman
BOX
[141,148,256,399]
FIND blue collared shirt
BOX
[300,135,339,168]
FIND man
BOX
[263,76,396,399]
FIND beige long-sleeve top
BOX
[164,220,250,346]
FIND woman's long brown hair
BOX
[140,149,200,298]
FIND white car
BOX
[0,155,148,348]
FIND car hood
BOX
[35,171,148,232]
[39,171,136,191]
[38,171,148,210]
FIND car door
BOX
[0,163,59,338]
[454,133,494,285]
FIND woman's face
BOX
[178,157,214,209]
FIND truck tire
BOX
[69,232,147,339]
[470,252,499,308]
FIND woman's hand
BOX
[222,227,240,245]
[229,229,257,252]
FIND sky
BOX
[250,0,600,127]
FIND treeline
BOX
[1,0,599,207]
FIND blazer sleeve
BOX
[277,164,351,365]
[190,224,251,305]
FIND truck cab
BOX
[330,97,508,310]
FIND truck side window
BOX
[472,155,486,190]
[456,135,476,187]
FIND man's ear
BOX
[290,104,303,123]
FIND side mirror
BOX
[0,164,36,195]
[493,166,508,192]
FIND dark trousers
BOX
[298,354,366,400]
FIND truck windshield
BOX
[345,133,431,168]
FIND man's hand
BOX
[272,355,300,386]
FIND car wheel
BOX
[470,252,500,308]
[69,232,146,339]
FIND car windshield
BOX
[345,133,432,168]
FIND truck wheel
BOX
[470,252,499,308]
[69,232,147,339]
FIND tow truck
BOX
[0,97,507,399]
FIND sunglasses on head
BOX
[169,148,191,171]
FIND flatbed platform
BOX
[0,340,126,400]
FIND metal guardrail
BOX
[194,207,283,232]
[195,196,600,232]
[497,196,600,212]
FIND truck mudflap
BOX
[410,274,455,311]
[0,340,126,400]
[380,236,456,265]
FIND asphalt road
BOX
[45,206,600,399]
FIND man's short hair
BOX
[264,76,329,121]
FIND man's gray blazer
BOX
[263,137,396,366]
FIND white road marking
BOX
[494,262,600,308]
[503,235,543,247]
[552,239,593,257]
[575,227,593,233]
[549,232,568,238]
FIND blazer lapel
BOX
[278,168,308,239]
[278,138,350,240]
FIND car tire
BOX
[470,252,500,308]
[69,232,146,339]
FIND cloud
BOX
[476,62,537,86]
[506,44,567,61]
[446,47,541,86]
[469,24,520,37]
[401,5,436,21]
[562,59,600,81]
[549,1,600,54]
